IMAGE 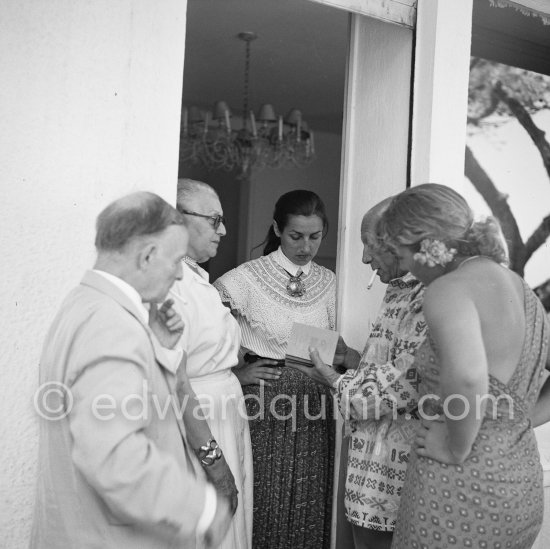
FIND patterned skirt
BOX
[243,366,335,549]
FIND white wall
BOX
[0,1,187,545]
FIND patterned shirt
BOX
[336,274,426,531]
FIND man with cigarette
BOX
[297,197,427,549]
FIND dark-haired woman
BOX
[213,190,337,549]
[371,183,549,549]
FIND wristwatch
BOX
[196,438,223,466]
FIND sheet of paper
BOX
[285,322,339,367]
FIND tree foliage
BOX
[468,58,550,123]
[465,58,550,305]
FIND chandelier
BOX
[180,32,315,175]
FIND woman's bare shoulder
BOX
[424,260,523,324]
[423,271,478,324]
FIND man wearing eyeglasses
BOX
[169,178,256,549]
[176,186,227,262]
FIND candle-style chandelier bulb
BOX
[180,31,315,175]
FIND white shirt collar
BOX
[92,269,149,324]
[272,247,311,275]
[182,257,210,282]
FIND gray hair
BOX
[95,191,183,251]
[362,197,393,234]
[176,178,218,211]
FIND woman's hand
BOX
[203,455,239,516]
[287,347,341,387]
[233,359,282,386]
[414,419,467,464]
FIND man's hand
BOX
[287,347,340,388]
[203,494,232,549]
[233,359,282,386]
[203,455,239,516]
[149,299,184,349]
[333,336,361,370]
[333,336,348,367]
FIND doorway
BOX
[178,0,349,281]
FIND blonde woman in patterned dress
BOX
[213,190,344,549]
[375,183,550,549]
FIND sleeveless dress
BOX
[214,251,336,549]
[392,280,549,549]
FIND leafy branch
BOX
[465,60,550,290]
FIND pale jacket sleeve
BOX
[336,303,427,421]
[67,308,210,544]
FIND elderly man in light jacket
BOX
[30,192,231,548]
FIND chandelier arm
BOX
[181,30,315,175]
[243,37,251,128]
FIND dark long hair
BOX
[259,190,329,256]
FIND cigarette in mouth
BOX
[367,269,378,290]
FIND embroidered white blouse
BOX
[213,248,336,360]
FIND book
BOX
[285,322,339,368]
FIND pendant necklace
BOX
[284,268,306,297]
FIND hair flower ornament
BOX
[413,239,457,267]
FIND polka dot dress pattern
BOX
[392,281,549,549]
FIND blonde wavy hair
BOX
[377,183,509,265]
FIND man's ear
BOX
[273,220,281,238]
[137,242,157,271]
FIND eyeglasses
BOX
[178,208,226,230]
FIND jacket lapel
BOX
[81,271,178,374]
[81,270,146,325]
[80,271,199,473]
